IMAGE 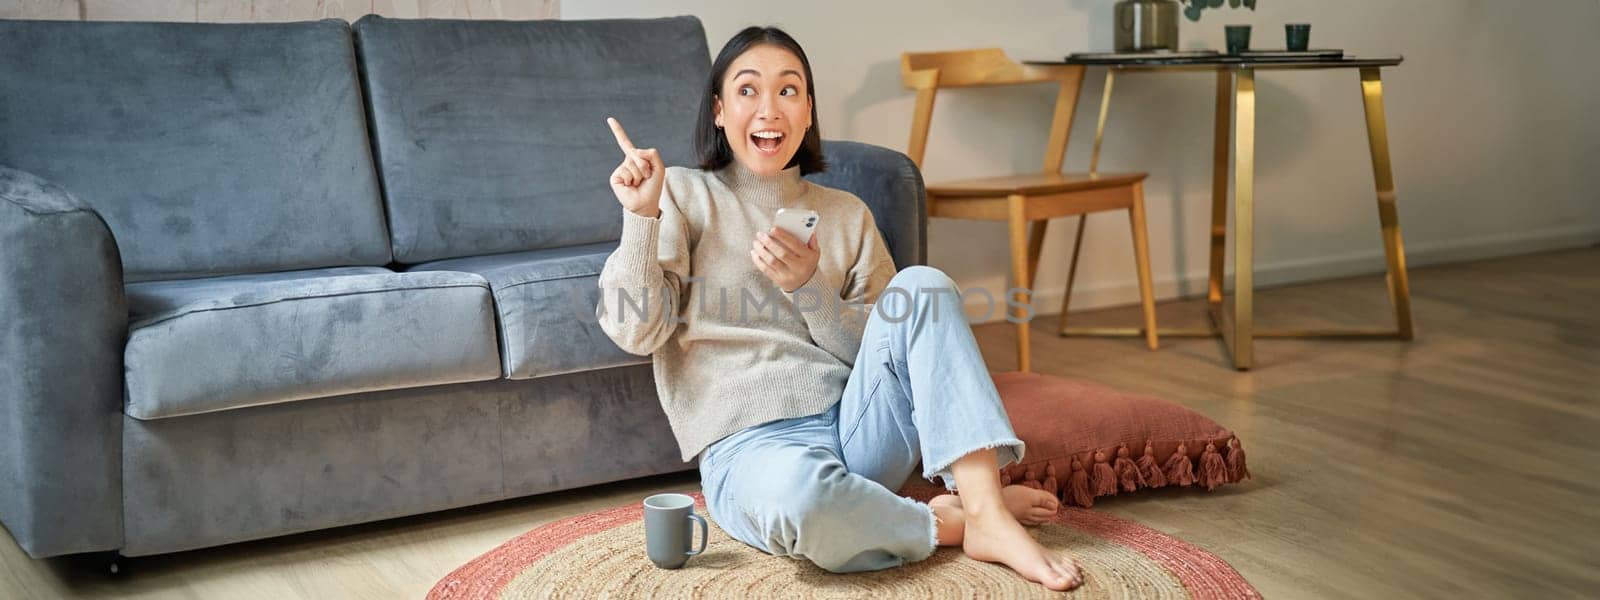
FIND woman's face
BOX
[713,44,813,176]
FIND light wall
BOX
[566,0,1600,320]
[0,0,557,22]
[6,1,1596,321]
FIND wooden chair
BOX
[901,48,1158,372]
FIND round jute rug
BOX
[429,494,1258,599]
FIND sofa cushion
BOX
[0,19,391,281]
[806,141,928,269]
[410,242,647,380]
[124,267,502,420]
[352,15,710,264]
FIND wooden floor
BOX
[4,248,1597,599]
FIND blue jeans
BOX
[698,266,1025,573]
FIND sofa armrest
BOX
[0,166,125,557]
[808,141,928,269]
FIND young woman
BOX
[598,26,1081,591]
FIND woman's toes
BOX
[1044,569,1074,590]
[1052,556,1082,588]
[1023,499,1057,525]
[1034,493,1059,511]
[1001,485,1062,523]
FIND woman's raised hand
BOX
[606,117,665,219]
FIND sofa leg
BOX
[89,551,125,577]
[58,551,127,577]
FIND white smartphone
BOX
[773,208,820,244]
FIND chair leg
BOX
[1007,195,1031,372]
[1056,215,1088,334]
[1027,220,1048,291]
[1128,184,1159,350]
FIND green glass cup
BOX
[1225,25,1251,55]
[1285,23,1311,52]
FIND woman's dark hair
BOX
[695,26,827,175]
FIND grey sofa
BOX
[0,15,925,559]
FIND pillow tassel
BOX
[1138,441,1168,488]
[1091,450,1119,497]
[1021,465,1043,490]
[1067,456,1094,508]
[1200,442,1228,491]
[1164,443,1196,487]
[1226,437,1252,482]
[1041,463,1060,498]
[1114,445,1145,492]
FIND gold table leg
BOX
[1089,69,1115,175]
[1059,69,1115,336]
[1209,70,1232,308]
[1061,66,1412,369]
[1070,68,1237,344]
[1057,214,1088,334]
[1360,67,1415,340]
[1228,68,1256,370]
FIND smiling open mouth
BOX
[750,130,785,153]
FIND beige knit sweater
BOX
[597,162,897,460]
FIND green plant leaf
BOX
[1229,0,1241,7]
[1244,0,1257,8]
[1184,4,1204,20]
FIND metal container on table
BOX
[1115,0,1180,52]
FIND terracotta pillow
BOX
[906,371,1251,507]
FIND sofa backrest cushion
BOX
[353,15,709,264]
[0,19,391,282]
[805,141,927,270]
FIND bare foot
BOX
[1002,485,1060,525]
[962,507,1082,591]
[931,486,1059,526]
[929,495,966,546]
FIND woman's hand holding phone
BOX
[606,117,664,219]
[752,226,820,293]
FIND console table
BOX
[1025,55,1414,370]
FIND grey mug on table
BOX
[644,493,708,569]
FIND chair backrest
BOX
[900,48,1085,175]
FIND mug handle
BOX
[685,513,708,556]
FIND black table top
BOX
[1029,54,1403,70]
